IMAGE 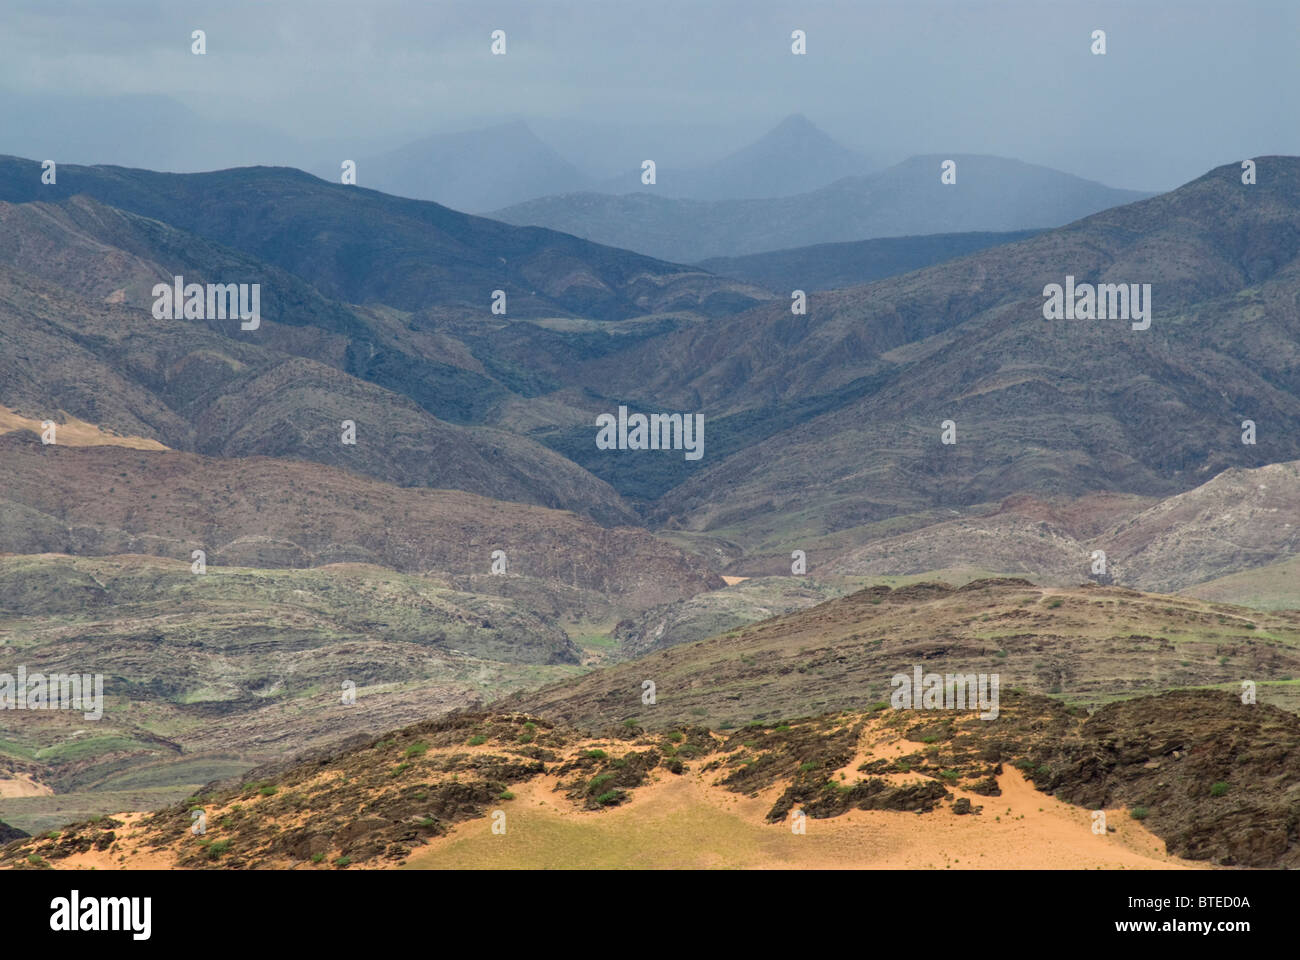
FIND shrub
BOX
[583,749,608,760]
[467,735,487,746]
[498,791,515,801]
[1209,781,1230,797]
[258,786,277,797]
[404,743,428,758]
[310,853,325,863]
[595,790,624,806]
[207,840,232,859]
[1129,806,1150,820]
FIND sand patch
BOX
[0,772,52,798]
[401,760,1206,870]
[0,406,167,450]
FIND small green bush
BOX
[207,840,232,859]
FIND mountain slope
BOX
[0,155,769,322]
[559,158,1300,546]
[697,229,1042,293]
[811,459,1300,595]
[0,235,637,524]
[0,432,723,606]
[0,553,588,809]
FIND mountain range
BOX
[3,150,1300,867]
[493,154,1151,261]
[358,114,884,213]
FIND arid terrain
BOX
[2,122,1299,875]
[6,687,1295,870]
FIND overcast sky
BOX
[1,0,1296,191]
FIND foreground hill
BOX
[493,154,1149,261]
[5,689,1293,869]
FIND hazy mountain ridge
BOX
[360,120,592,212]
[591,113,883,201]
[493,154,1151,261]
[360,114,883,213]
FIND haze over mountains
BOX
[356,113,885,213]
[495,154,1152,261]
[360,121,593,213]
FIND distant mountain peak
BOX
[753,113,838,147]
[770,112,816,132]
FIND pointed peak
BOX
[770,113,817,134]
